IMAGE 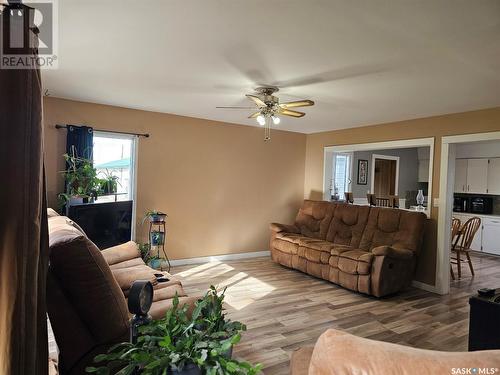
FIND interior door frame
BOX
[436,131,500,295]
[370,154,400,196]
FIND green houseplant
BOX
[99,169,120,194]
[86,288,261,375]
[58,153,102,206]
[142,210,168,224]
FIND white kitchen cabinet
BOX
[454,159,468,193]
[418,159,429,182]
[454,158,489,194]
[482,217,500,256]
[487,158,500,195]
[466,159,489,194]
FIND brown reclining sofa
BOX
[270,200,427,297]
[47,209,197,375]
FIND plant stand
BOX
[148,221,171,272]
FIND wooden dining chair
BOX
[344,192,353,204]
[367,193,376,206]
[450,217,481,279]
[376,197,390,207]
[388,195,399,208]
[449,217,462,280]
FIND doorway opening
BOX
[371,154,399,199]
[437,131,500,295]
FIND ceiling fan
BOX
[216,87,314,141]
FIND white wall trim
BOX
[370,153,400,195]
[411,280,439,294]
[323,137,435,153]
[436,131,500,295]
[170,250,270,266]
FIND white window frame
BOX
[331,152,353,200]
[93,131,139,240]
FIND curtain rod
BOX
[55,124,149,138]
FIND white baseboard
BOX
[170,250,270,267]
[412,280,440,294]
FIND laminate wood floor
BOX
[47,252,500,374]
[171,252,500,375]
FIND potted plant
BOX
[86,290,261,375]
[143,210,168,224]
[58,153,101,207]
[98,169,120,194]
[193,286,245,358]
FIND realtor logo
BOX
[1,0,58,69]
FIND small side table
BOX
[148,220,171,272]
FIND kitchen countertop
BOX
[452,212,500,219]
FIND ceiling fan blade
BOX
[273,62,398,89]
[279,100,314,109]
[216,106,256,109]
[279,108,305,118]
[248,112,261,119]
[245,94,266,107]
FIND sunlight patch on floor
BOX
[176,261,222,277]
[223,275,276,310]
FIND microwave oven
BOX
[470,197,493,215]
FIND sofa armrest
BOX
[309,329,500,375]
[371,245,414,260]
[270,222,300,233]
[101,241,141,266]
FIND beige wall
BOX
[304,107,500,285]
[43,97,307,260]
[44,97,500,286]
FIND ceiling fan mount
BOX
[255,86,279,95]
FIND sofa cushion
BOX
[272,238,299,255]
[101,241,141,266]
[298,247,330,264]
[330,244,353,256]
[359,207,426,253]
[325,204,370,248]
[338,250,374,275]
[276,232,304,244]
[294,200,335,240]
[112,264,159,291]
[109,257,145,270]
[298,238,335,252]
[48,222,130,345]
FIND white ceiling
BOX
[43,0,500,134]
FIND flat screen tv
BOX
[68,200,133,249]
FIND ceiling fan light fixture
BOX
[272,115,280,125]
[256,114,266,126]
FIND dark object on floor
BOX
[469,288,500,351]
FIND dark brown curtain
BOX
[0,4,49,375]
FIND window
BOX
[93,132,137,202]
[332,153,352,199]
